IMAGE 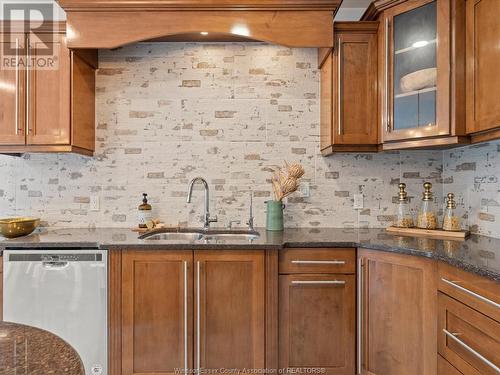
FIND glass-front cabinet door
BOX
[383,0,451,142]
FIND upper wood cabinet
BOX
[363,0,468,150]
[0,22,96,156]
[359,249,438,375]
[465,0,500,143]
[320,22,379,155]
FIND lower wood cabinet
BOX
[278,248,356,374]
[279,274,355,374]
[121,250,193,375]
[120,250,265,375]
[438,355,463,375]
[358,249,438,375]
[437,262,500,374]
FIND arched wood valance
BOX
[56,0,340,48]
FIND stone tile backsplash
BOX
[442,140,500,238]
[0,42,497,237]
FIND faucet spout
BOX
[186,177,217,229]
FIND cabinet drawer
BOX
[438,355,463,374]
[438,293,500,374]
[279,248,355,274]
[438,262,500,321]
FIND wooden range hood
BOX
[56,0,341,48]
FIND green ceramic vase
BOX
[266,200,285,231]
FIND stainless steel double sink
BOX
[138,227,260,241]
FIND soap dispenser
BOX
[138,193,152,229]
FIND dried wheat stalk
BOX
[271,161,305,201]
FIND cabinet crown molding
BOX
[56,0,341,11]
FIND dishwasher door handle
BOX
[42,261,69,269]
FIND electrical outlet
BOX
[354,193,364,209]
[90,195,100,211]
[299,182,311,198]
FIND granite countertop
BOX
[0,227,499,281]
[0,321,85,375]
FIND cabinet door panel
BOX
[320,51,333,151]
[122,251,193,375]
[438,293,500,374]
[279,274,355,374]
[383,0,451,142]
[27,33,70,145]
[466,0,500,134]
[336,32,378,145]
[360,249,437,375]
[0,33,25,145]
[195,250,265,371]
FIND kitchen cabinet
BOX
[120,250,265,375]
[320,22,379,155]
[363,0,468,150]
[122,250,193,375]
[0,22,96,156]
[0,33,26,146]
[195,250,265,370]
[465,0,500,143]
[437,262,500,374]
[358,249,438,375]
[278,248,356,374]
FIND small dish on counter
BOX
[0,217,40,238]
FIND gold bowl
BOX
[0,217,40,238]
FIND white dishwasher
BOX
[3,249,108,375]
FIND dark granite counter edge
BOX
[1,239,499,282]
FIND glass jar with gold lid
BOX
[417,182,438,229]
[442,193,461,231]
[394,183,414,228]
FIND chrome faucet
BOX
[247,190,255,231]
[186,177,218,229]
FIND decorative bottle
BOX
[417,182,438,229]
[138,193,152,229]
[394,183,414,228]
[442,193,461,231]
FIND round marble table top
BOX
[0,321,85,375]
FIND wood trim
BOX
[321,144,381,155]
[65,10,335,48]
[265,249,279,371]
[334,21,379,33]
[318,47,332,69]
[381,135,470,150]
[470,128,500,144]
[361,0,408,21]
[0,145,94,156]
[74,49,99,69]
[109,249,122,375]
[0,21,66,34]
[57,0,341,11]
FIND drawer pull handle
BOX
[291,260,346,265]
[441,278,500,309]
[443,329,500,372]
[291,280,345,285]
